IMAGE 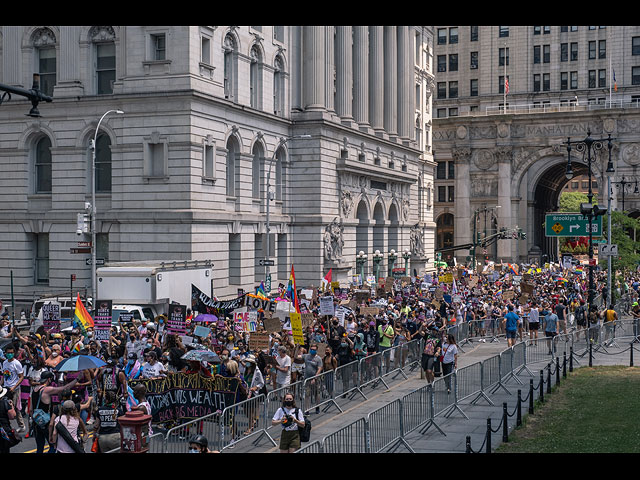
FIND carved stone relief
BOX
[473,149,495,170]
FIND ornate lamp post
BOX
[356,251,367,285]
[373,250,384,282]
[612,175,638,213]
[388,249,397,278]
[565,129,614,313]
[402,248,411,274]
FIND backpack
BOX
[423,337,436,356]
[295,408,312,442]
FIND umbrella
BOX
[194,313,218,323]
[181,349,221,363]
[54,354,106,372]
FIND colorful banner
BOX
[168,304,187,335]
[94,300,112,342]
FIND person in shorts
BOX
[271,392,305,453]
[527,302,540,345]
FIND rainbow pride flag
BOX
[574,267,584,275]
[286,265,300,314]
[74,293,94,332]
[255,281,268,299]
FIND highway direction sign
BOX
[545,213,602,237]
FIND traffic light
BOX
[76,212,90,235]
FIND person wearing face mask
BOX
[1,344,26,433]
[271,393,305,453]
[141,351,166,379]
[188,434,218,453]
[45,342,64,368]
[125,330,144,361]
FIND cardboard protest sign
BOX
[301,312,315,328]
[262,316,282,334]
[319,296,335,316]
[521,282,535,295]
[248,332,270,351]
[354,290,370,304]
[42,302,61,334]
[360,306,379,317]
[94,300,112,342]
[168,304,187,335]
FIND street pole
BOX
[607,175,612,308]
[90,109,123,310]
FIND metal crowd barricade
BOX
[402,384,438,436]
[322,417,369,453]
[400,338,423,375]
[164,412,221,453]
[457,361,492,406]
[512,341,533,378]
[366,399,415,453]
[359,352,388,390]
[265,381,304,437]
[295,439,324,453]
[219,394,276,451]
[524,335,555,365]
[301,369,342,415]
[500,347,522,386]
[334,360,366,402]
[380,344,408,382]
[481,354,505,395]
[552,332,574,359]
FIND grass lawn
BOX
[496,366,640,453]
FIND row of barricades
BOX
[296,318,640,453]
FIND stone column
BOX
[2,27,21,85]
[369,26,385,136]
[496,147,513,261]
[353,26,369,130]
[397,26,410,141]
[56,26,83,96]
[453,147,472,261]
[324,26,335,115]
[303,26,325,111]
[335,26,353,123]
[383,26,398,139]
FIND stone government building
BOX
[432,25,640,265]
[0,26,436,305]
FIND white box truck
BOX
[96,260,213,321]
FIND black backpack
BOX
[295,408,312,442]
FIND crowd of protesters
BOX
[1,259,638,453]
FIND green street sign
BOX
[545,213,602,237]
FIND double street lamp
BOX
[356,251,367,284]
[611,176,638,212]
[89,109,124,307]
[373,250,384,282]
[565,129,614,312]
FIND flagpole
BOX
[609,55,612,107]
[503,42,507,114]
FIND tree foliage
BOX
[601,210,640,271]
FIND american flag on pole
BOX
[505,76,509,95]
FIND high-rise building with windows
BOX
[432,26,640,264]
[0,26,435,308]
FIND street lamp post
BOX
[612,176,638,213]
[402,248,411,274]
[356,251,367,285]
[388,249,397,278]
[264,135,311,290]
[0,73,52,117]
[89,109,124,308]
[373,250,384,282]
[565,129,614,313]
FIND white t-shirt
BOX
[529,308,539,323]
[2,358,24,388]
[441,342,458,365]
[276,354,291,386]
[272,406,304,431]
[141,361,165,378]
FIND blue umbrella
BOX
[54,354,106,372]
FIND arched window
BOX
[223,34,237,100]
[89,26,116,95]
[32,28,57,97]
[95,133,112,192]
[35,136,52,193]
[252,142,263,199]
[274,146,286,202]
[273,54,285,116]
[250,45,262,109]
[226,135,239,197]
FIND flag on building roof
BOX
[613,69,617,92]
[505,76,509,95]
[73,293,94,333]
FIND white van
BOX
[112,305,158,326]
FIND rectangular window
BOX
[533,74,541,92]
[437,55,446,72]
[204,143,215,179]
[543,73,550,91]
[534,26,541,35]
[533,45,540,64]
[447,186,455,203]
[35,234,49,284]
[499,75,507,94]
[589,41,596,59]
[96,43,115,95]
[589,70,596,88]
[437,28,446,45]
[438,186,446,202]
[449,54,458,72]
[96,233,109,263]
[201,36,211,64]
[38,47,56,97]
[449,27,458,44]
[544,26,551,34]
[499,26,509,38]
[470,26,478,42]
[274,26,285,43]
[561,26,568,33]
[570,71,578,89]
[448,161,455,179]
[470,51,478,69]
[229,234,241,285]
[560,72,568,90]
[448,107,458,117]
[437,82,446,99]
[561,43,568,62]
[448,81,458,99]
[436,108,447,118]
[571,42,578,61]
[470,78,478,96]
[436,161,447,179]
[599,40,606,59]
[571,26,578,32]
[150,143,165,176]
[599,69,607,88]
[151,33,166,61]
[499,47,509,66]
[633,66,640,86]
[543,45,550,63]
[633,37,640,56]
